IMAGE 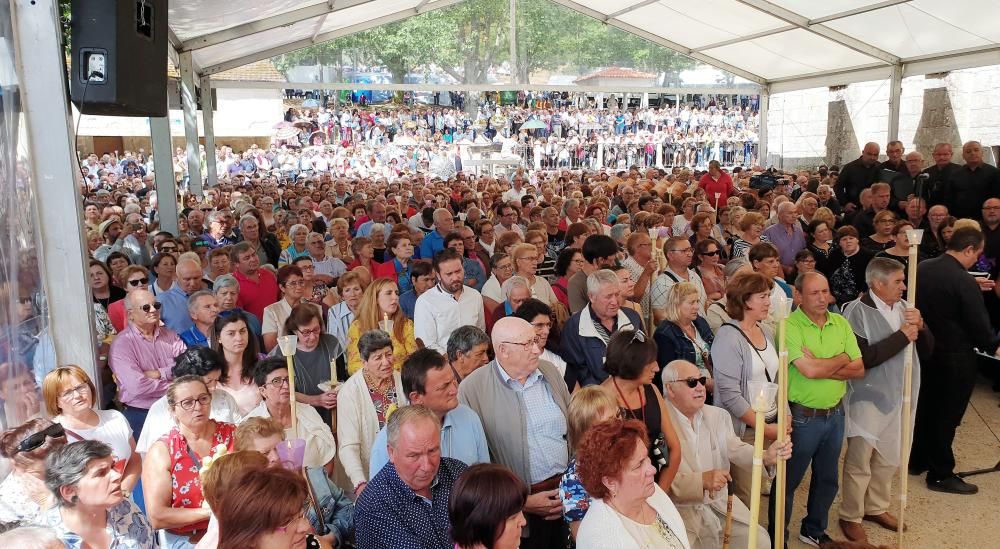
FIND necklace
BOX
[363,370,392,397]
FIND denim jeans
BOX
[768,406,845,543]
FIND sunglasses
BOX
[671,376,708,388]
[128,277,150,287]
[135,302,163,313]
[17,423,66,453]
[700,250,720,257]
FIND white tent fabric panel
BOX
[765,0,887,20]
[824,4,993,59]
[701,29,879,80]
[615,1,786,50]
[171,0,327,42]
[190,0,424,70]
[167,0,1000,90]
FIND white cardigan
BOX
[336,369,407,487]
[576,485,691,549]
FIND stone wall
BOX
[768,64,1000,170]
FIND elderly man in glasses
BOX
[663,359,790,549]
[459,317,571,549]
[108,289,187,435]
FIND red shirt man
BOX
[232,242,279,320]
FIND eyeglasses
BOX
[60,382,90,400]
[700,250,720,257]
[501,337,541,350]
[284,280,306,287]
[668,248,693,254]
[177,394,212,411]
[267,376,291,389]
[159,246,177,252]
[133,302,163,313]
[670,376,708,388]
[496,263,513,271]
[297,327,322,337]
[128,277,150,287]
[16,423,66,454]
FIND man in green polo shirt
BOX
[768,272,864,547]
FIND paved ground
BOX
[761,378,1000,549]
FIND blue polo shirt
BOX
[368,404,490,478]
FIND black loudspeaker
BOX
[70,0,168,117]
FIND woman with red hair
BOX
[575,419,690,549]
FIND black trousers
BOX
[520,514,568,549]
[910,351,979,481]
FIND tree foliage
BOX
[275,0,699,86]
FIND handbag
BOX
[650,432,670,473]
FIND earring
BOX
[71,495,79,503]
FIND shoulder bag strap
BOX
[719,323,772,383]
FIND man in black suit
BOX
[943,141,1000,220]
[837,142,881,215]
[923,142,961,208]
[912,227,998,495]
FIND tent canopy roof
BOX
[169,0,1000,92]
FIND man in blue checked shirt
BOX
[355,405,467,549]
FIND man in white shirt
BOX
[650,236,708,323]
[414,249,486,352]
[503,175,528,204]
[664,359,789,549]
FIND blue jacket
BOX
[653,317,714,389]
[560,305,642,388]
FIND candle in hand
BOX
[330,359,338,384]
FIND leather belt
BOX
[790,401,842,417]
[529,474,561,494]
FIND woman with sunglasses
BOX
[600,330,682,493]
[42,366,140,494]
[0,418,67,523]
[244,357,337,471]
[694,238,726,303]
[108,265,151,332]
[40,440,154,548]
[143,376,237,548]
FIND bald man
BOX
[838,142,882,213]
[458,317,571,549]
[109,289,186,434]
[158,258,206,334]
[943,141,1000,219]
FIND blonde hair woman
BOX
[510,243,558,307]
[560,386,621,539]
[345,278,417,375]
[653,282,715,394]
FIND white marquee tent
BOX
[169,0,1000,93]
[7,0,1000,398]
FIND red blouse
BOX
[161,421,236,534]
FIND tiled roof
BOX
[213,60,285,82]
[575,67,657,83]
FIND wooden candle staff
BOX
[747,380,778,549]
[774,292,792,549]
[898,228,923,549]
[647,228,660,331]
[277,335,299,436]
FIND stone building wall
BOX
[768,64,1000,170]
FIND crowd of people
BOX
[2,134,999,549]
[78,101,760,194]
